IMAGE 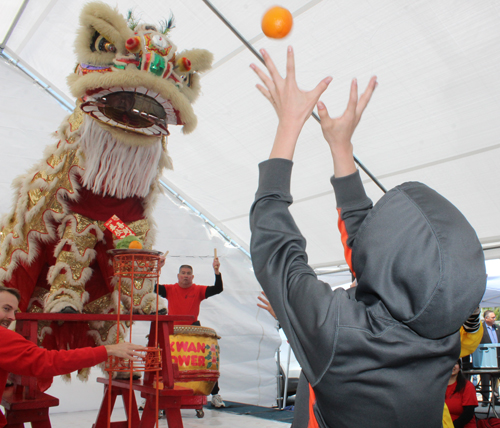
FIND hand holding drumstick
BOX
[213,248,220,275]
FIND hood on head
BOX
[353,182,486,339]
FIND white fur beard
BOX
[79,117,162,198]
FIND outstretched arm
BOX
[318,77,377,177]
[0,328,145,377]
[205,257,223,299]
[250,46,332,160]
[250,47,339,383]
[318,77,377,273]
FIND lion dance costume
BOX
[0,2,212,369]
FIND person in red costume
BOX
[156,257,225,408]
[445,359,478,428]
[0,285,146,428]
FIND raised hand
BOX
[213,257,220,275]
[250,46,332,160]
[317,76,377,177]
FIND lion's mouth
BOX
[81,87,180,136]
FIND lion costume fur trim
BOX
[75,2,131,65]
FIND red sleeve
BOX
[0,328,108,378]
[461,380,479,407]
[331,171,373,275]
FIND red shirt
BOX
[162,283,208,325]
[445,380,478,428]
[0,327,108,428]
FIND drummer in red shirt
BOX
[157,258,223,326]
[156,257,224,407]
[445,359,478,428]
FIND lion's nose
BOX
[125,36,141,53]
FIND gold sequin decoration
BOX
[0,231,27,270]
[134,278,145,290]
[1,135,86,274]
[96,320,127,344]
[28,185,44,208]
[46,152,67,170]
[55,250,90,281]
[84,294,113,314]
[73,214,101,235]
[76,233,98,258]
[68,105,84,133]
[116,277,147,297]
[61,215,99,257]
[141,300,154,315]
[51,274,85,295]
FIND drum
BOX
[169,325,220,395]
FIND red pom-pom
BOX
[125,37,141,53]
[182,57,192,71]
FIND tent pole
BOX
[283,345,292,410]
[201,0,266,67]
[0,0,30,51]
[158,179,251,259]
[276,341,282,409]
[201,0,387,193]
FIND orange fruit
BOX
[128,240,143,249]
[261,6,293,39]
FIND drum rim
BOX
[172,325,220,339]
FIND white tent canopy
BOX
[1,0,500,409]
[2,0,500,265]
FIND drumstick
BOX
[163,250,169,257]
[214,248,217,259]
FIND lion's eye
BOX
[98,37,116,53]
[103,42,116,53]
[91,34,116,53]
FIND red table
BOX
[2,313,194,428]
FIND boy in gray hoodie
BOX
[249,47,486,428]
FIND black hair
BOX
[452,359,467,394]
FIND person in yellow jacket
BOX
[443,308,483,428]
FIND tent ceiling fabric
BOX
[2,0,500,269]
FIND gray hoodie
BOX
[250,158,486,428]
